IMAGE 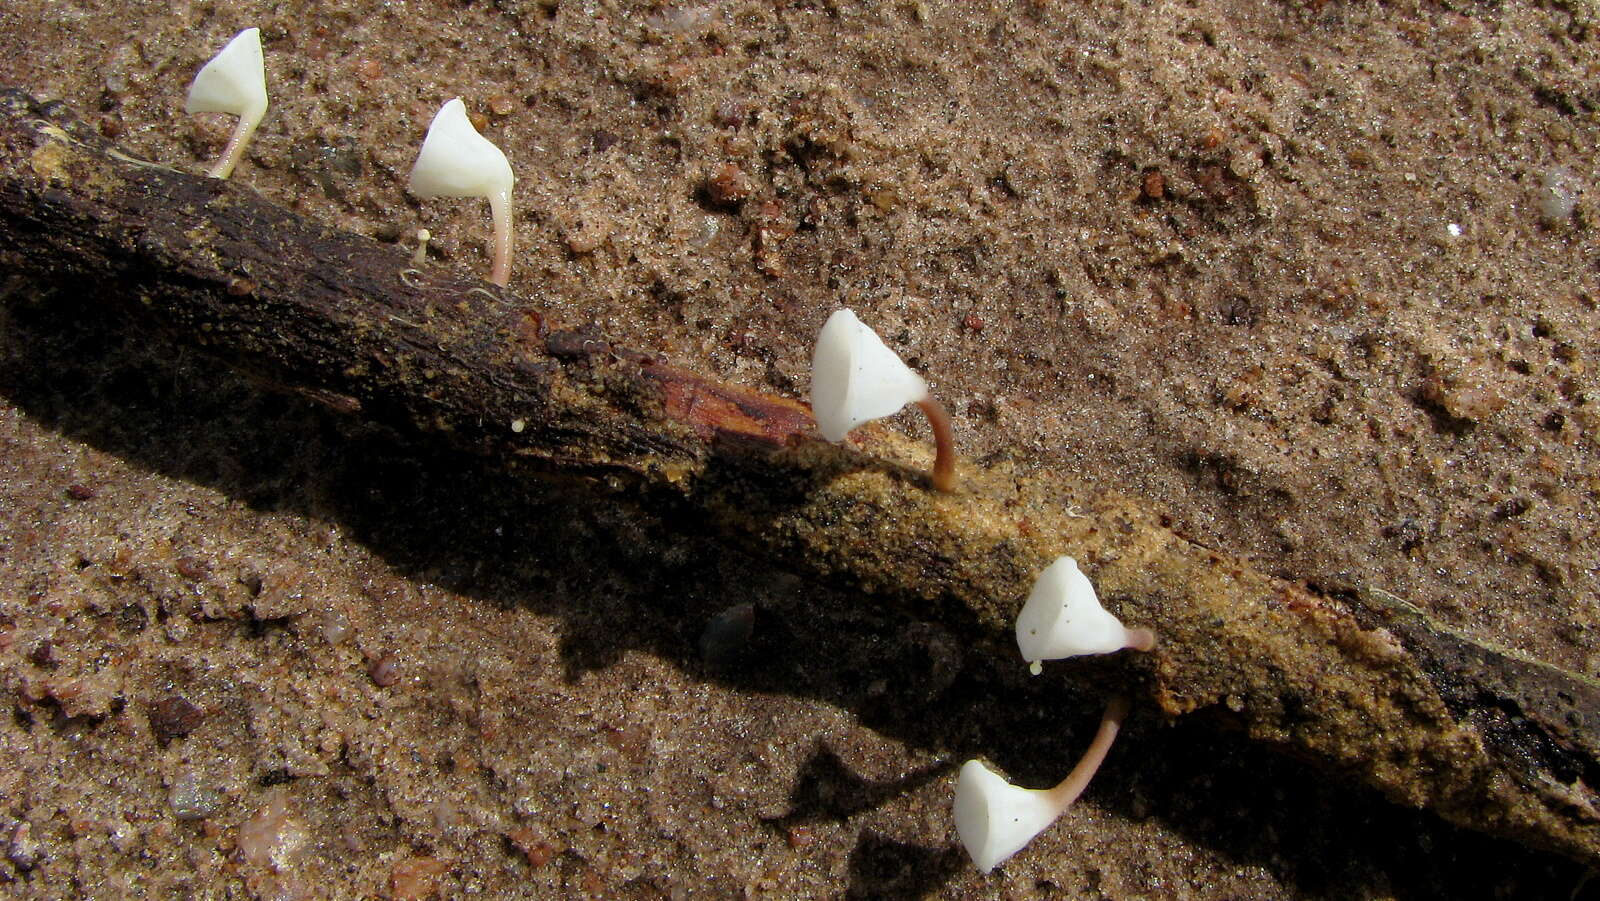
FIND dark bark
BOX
[1,89,1597,864]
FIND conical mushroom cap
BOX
[408,98,513,201]
[953,760,1062,873]
[1016,556,1135,662]
[810,308,929,442]
[186,28,267,118]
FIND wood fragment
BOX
[0,89,1596,864]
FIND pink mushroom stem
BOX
[487,188,513,287]
[209,111,262,179]
[915,396,957,493]
[1044,695,1130,810]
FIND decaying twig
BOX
[1,89,1596,864]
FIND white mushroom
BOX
[1016,556,1155,675]
[186,28,268,179]
[810,308,957,492]
[408,98,516,287]
[954,697,1131,873]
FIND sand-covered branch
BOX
[1,89,1596,865]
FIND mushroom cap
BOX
[1015,556,1136,661]
[810,308,929,442]
[953,760,1062,873]
[186,28,267,118]
[408,98,514,201]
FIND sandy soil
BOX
[1,0,1598,897]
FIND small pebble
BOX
[707,163,753,207]
[168,774,224,821]
[507,826,562,867]
[237,794,305,869]
[116,604,148,634]
[1537,166,1582,223]
[150,696,206,745]
[368,652,402,687]
[562,220,610,254]
[714,101,746,128]
[1141,169,1166,199]
[251,560,312,620]
[901,622,962,700]
[699,603,755,668]
[1422,373,1505,422]
[28,640,58,669]
[390,856,451,900]
[319,608,351,645]
[174,556,210,581]
[786,825,814,849]
[65,483,96,501]
[7,822,41,872]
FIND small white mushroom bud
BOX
[1016,556,1155,675]
[810,308,957,492]
[954,697,1131,873]
[410,228,432,267]
[408,98,516,287]
[186,28,268,179]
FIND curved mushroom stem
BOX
[1044,695,1130,810]
[487,187,513,287]
[915,395,957,493]
[208,100,265,180]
